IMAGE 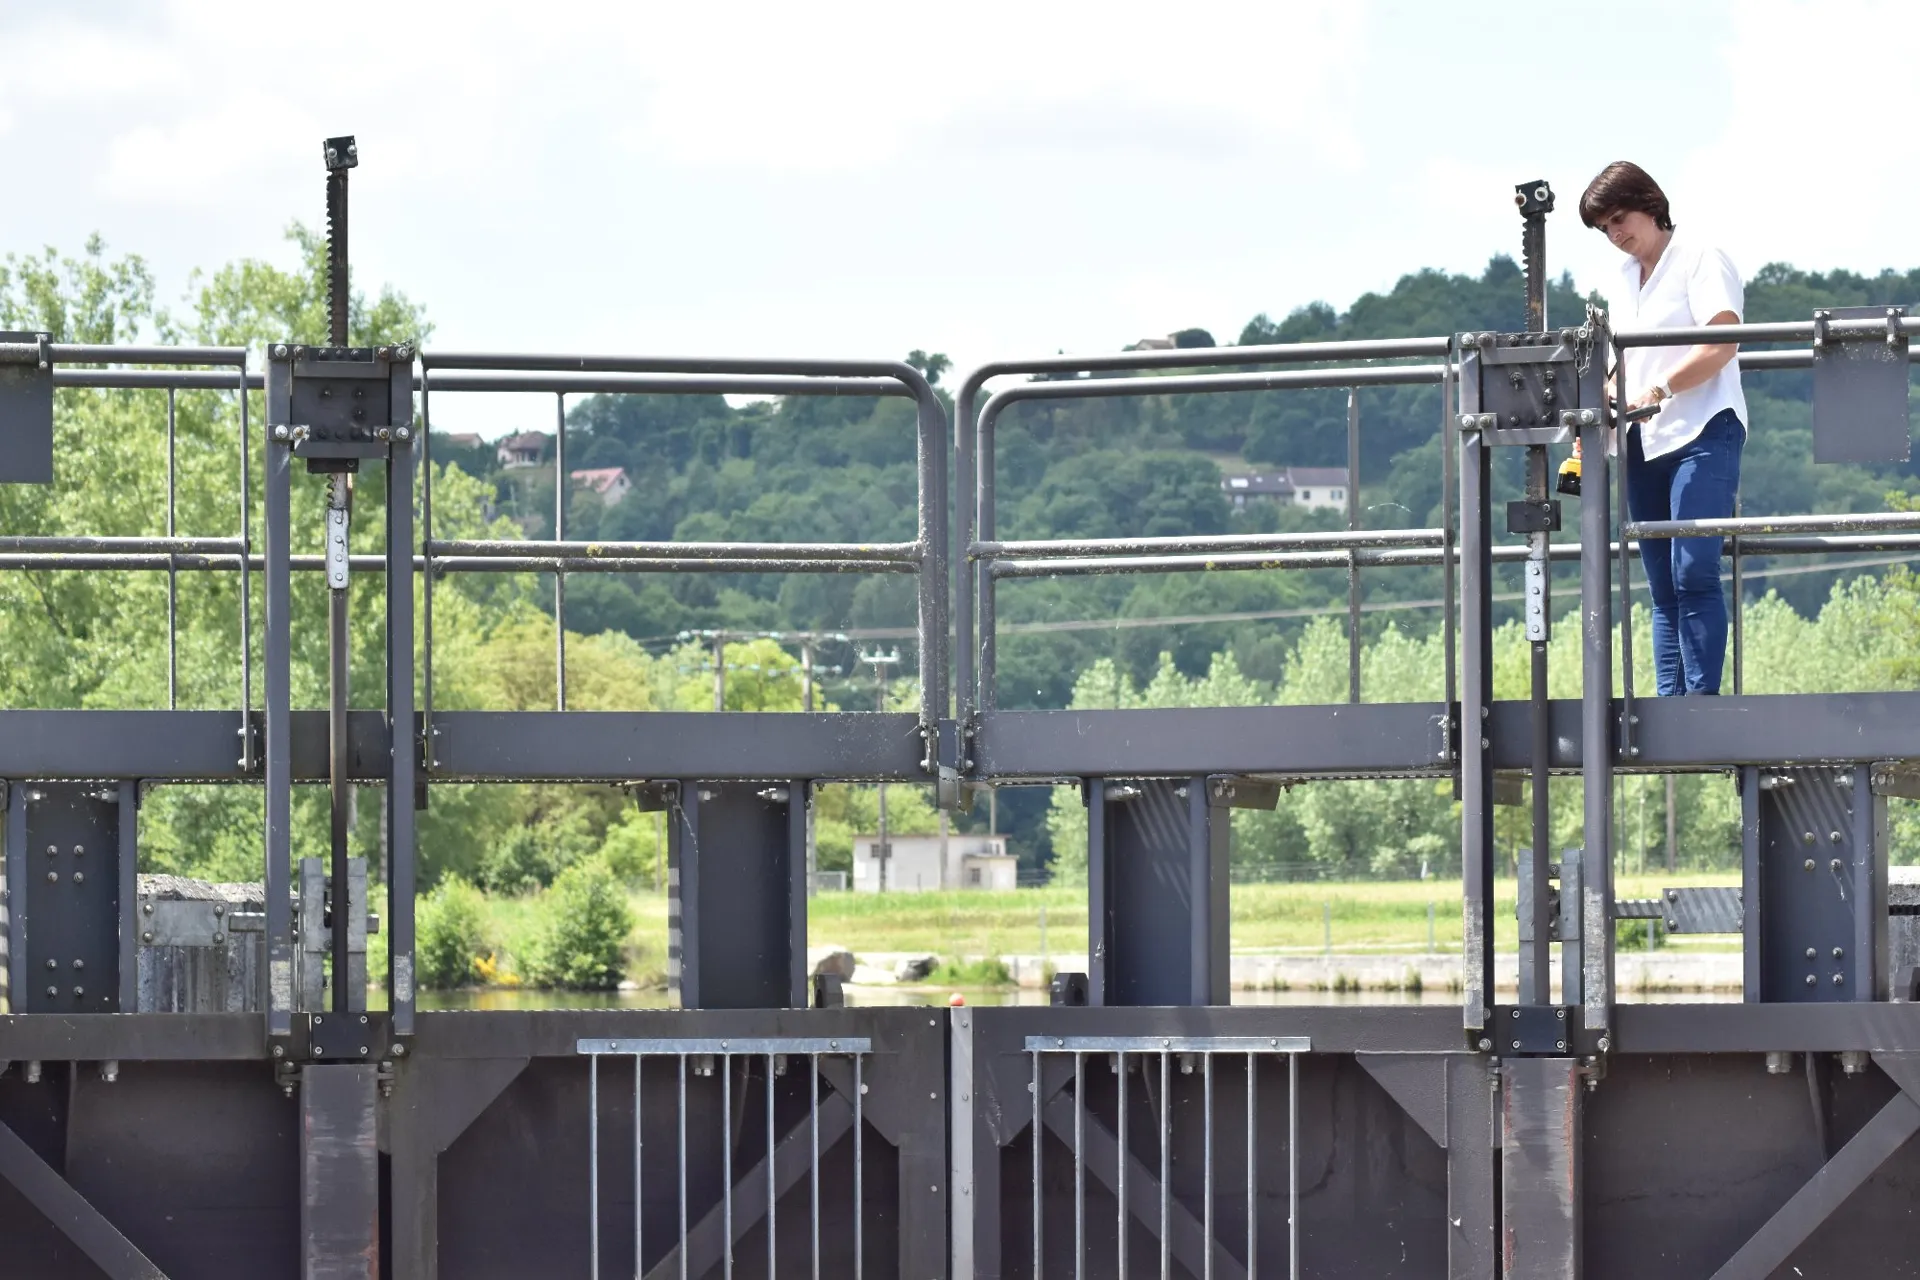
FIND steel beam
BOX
[0,1116,169,1279]
[1088,778,1229,1006]
[1502,1056,1583,1278]
[1705,1090,1920,1280]
[301,1064,379,1280]
[667,783,807,1010]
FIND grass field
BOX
[470,873,1741,991]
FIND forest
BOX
[3,226,1917,974]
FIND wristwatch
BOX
[1655,380,1674,402]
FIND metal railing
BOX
[577,1035,872,1280]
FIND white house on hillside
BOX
[570,467,632,505]
[1221,466,1349,512]
[496,431,549,469]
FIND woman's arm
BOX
[1625,310,1740,411]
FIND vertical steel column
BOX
[1441,362,1458,740]
[667,782,806,1009]
[1088,777,1230,1006]
[4,788,24,1010]
[1612,339,1638,758]
[1501,1056,1583,1279]
[116,783,138,1010]
[1578,415,1616,1028]
[386,417,417,1035]
[302,1064,380,1280]
[1458,419,1496,1032]
[554,392,567,711]
[263,354,294,1038]
[1346,388,1362,703]
[1446,1055,1497,1279]
[166,387,178,708]
[328,474,352,1014]
[1520,451,1553,1008]
[239,354,255,773]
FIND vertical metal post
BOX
[1346,388,1362,703]
[554,392,566,711]
[420,371,433,773]
[1501,1057,1583,1278]
[263,355,293,1039]
[1245,1054,1256,1279]
[635,1055,644,1278]
[239,356,253,772]
[589,1052,601,1280]
[1160,1050,1171,1280]
[1074,1052,1085,1279]
[811,1053,821,1280]
[1613,339,1637,751]
[1441,363,1457,743]
[1521,448,1552,1007]
[1288,1052,1298,1279]
[1202,1053,1214,1280]
[1579,414,1616,1028]
[328,473,352,1014]
[1118,1052,1129,1277]
[1731,499,1744,694]
[979,573,997,712]
[853,1052,864,1280]
[1031,1049,1042,1279]
[678,1056,689,1280]
[956,384,978,727]
[766,1055,776,1279]
[6,789,25,1009]
[386,424,417,1035]
[722,1054,733,1280]
[1458,421,1496,1032]
[166,387,177,709]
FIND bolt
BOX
[273,425,290,441]
[72,871,83,884]
[142,931,153,943]
[1830,830,1843,843]
[1804,831,1816,844]
[45,871,56,884]
[44,844,55,857]
[396,426,411,441]
[1833,974,1844,985]
[1806,947,1818,960]
[315,1046,325,1056]
[1833,947,1844,960]
[360,1046,369,1056]
[44,959,55,970]
[1666,918,1677,930]
[143,901,154,915]
[1831,859,1843,873]
[72,959,83,970]
[1556,1008,1566,1020]
[45,985,57,998]
[1556,1040,1566,1051]
[1597,1037,1611,1053]
[72,987,83,997]
[1477,1038,1492,1051]
[1804,859,1816,872]
[1807,974,1818,987]
[1512,1008,1522,1019]
[1666,890,1679,902]
[212,932,225,943]
[1512,1040,1521,1050]
[1767,1051,1794,1075]
[271,1044,285,1059]
[392,1043,407,1057]
[273,345,287,359]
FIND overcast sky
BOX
[3,0,1916,439]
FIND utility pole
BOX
[862,649,900,892]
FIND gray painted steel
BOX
[1086,778,1230,1007]
[0,331,54,484]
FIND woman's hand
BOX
[1625,387,1667,414]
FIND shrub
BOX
[600,809,658,886]
[524,858,636,990]
[416,876,491,989]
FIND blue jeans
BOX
[1627,409,1744,695]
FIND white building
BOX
[1221,466,1349,512]
[569,466,632,505]
[851,832,1017,893]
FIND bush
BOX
[524,858,636,990]
[600,809,658,886]
[416,876,491,989]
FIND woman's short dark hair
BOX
[1579,161,1674,232]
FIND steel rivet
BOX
[72,959,83,970]
[1806,948,1817,960]
[46,986,57,998]
[1803,831,1816,844]
[1807,974,1818,986]
[73,987,83,997]
[1830,831,1843,843]
[1833,974,1844,985]
[143,901,154,915]
[1831,859,1842,872]
[142,931,153,943]
[45,871,57,884]
[1833,947,1844,959]
[72,845,82,856]
[1804,859,1815,871]
[45,844,56,857]
[1665,890,1678,902]
[72,871,83,884]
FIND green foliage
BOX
[416,877,492,989]
[600,806,664,886]
[928,956,1014,987]
[523,858,636,990]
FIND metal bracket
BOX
[1614,886,1743,934]
[1207,775,1281,809]
[284,1010,399,1065]
[1491,1005,1578,1057]
[1506,500,1562,534]
[1870,759,1920,800]
[934,717,962,810]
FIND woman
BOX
[1580,161,1746,696]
